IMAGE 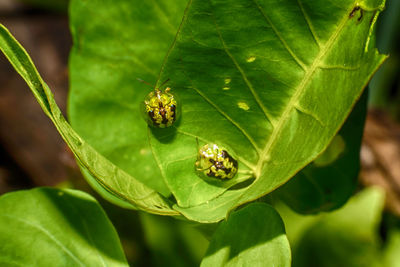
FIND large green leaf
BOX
[69,0,387,222]
[201,203,291,267]
[0,187,128,266]
[152,0,387,221]
[274,89,368,213]
[0,24,177,215]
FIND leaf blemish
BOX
[246,56,256,63]
[349,6,363,22]
[237,101,250,111]
[140,148,151,155]
[349,6,360,18]
[223,78,231,90]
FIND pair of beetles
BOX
[141,79,238,180]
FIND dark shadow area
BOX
[228,177,255,190]
[0,143,34,195]
[198,171,255,190]
[149,120,180,144]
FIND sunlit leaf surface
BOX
[154,0,387,221]
[0,188,128,266]
[69,0,386,222]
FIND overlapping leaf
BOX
[0,188,128,266]
[0,24,177,215]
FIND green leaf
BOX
[383,230,400,267]
[291,187,386,267]
[152,0,387,221]
[0,24,177,215]
[68,0,188,206]
[201,203,291,267]
[279,187,400,267]
[274,89,368,213]
[0,187,128,266]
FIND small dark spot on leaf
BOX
[349,6,363,22]
[358,9,364,22]
[349,6,360,18]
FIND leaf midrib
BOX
[254,2,358,178]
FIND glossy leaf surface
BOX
[154,0,387,221]
[0,188,128,266]
[201,203,290,267]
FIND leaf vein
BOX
[318,64,361,71]
[252,0,308,70]
[150,0,177,34]
[294,104,325,127]
[208,2,275,128]
[255,3,359,177]
[66,200,107,267]
[296,0,321,48]
[190,84,262,154]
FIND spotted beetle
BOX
[140,79,179,128]
[195,143,238,180]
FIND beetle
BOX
[139,78,179,128]
[195,143,238,180]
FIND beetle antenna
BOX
[137,78,155,88]
[158,78,170,89]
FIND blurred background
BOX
[0,0,399,266]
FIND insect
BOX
[139,78,179,128]
[195,142,238,180]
